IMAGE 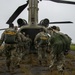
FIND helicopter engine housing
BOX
[39,18,49,27]
[17,18,27,27]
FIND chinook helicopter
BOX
[0,0,75,52]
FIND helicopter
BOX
[0,0,75,52]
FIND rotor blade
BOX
[0,28,7,30]
[6,1,29,24]
[48,0,75,4]
[49,21,73,24]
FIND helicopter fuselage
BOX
[19,0,45,52]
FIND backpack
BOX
[59,33,71,50]
[50,32,71,54]
[50,32,67,54]
[4,28,17,44]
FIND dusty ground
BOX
[0,50,75,75]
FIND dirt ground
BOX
[0,50,75,75]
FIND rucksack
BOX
[59,33,71,50]
[4,28,17,44]
[50,32,67,53]
[50,32,71,54]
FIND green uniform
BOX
[49,30,66,71]
[48,26,72,71]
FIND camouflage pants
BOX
[37,46,48,63]
[4,44,17,71]
[16,43,28,63]
[16,45,24,65]
[21,44,30,59]
[49,48,65,70]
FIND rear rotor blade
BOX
[46,0,75,4]
[49,21,73,24]
[0,28,7,30]
[6,1,29,24]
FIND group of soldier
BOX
[34,26,71,72]
[0,24,72,73]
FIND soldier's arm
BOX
[16,33,22,42]
[21,33,27,41]
[34,33,40,42]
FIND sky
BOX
[0,0,75,43]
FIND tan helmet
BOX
[56,26,60,31]
[50,26,60,31]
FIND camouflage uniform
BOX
[16,31,27,65]
[34,29,51,64]
[0,27,17,72]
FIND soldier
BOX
[54,26,72,54]
[16,31,28,66]
[17,32,26,53]
[34,28,51,65]
[10,26,22,68]
[48,26,71,72]
[20,32,30,59]
[0,24,18,72]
